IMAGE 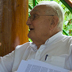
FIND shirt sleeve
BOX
[0,51,15,72]
[69,40,72,70]
[70,46,72,70]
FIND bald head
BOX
[32,5,57,16]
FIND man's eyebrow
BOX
[33,10,39,12]
[30,10,40,14]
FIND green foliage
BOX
[28,0,72,36]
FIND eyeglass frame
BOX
[28,14,54,21]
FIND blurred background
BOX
[0,0,72,56]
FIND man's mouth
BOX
[29,28,34,31]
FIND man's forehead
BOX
[30,5,54,15]
[30,6,42,14]
[30,5,50,14]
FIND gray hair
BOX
[38,1,64,30]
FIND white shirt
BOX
[0,32,72,72]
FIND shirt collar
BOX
[30,31,63,51]
[30,42,37,52]
[45,31,63,44]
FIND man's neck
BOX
[33,40,46,49]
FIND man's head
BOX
[26,1,64,46]
[38,1,64,30]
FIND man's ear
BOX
[50,16,59,30]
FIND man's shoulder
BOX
[62,35,72,41]
[15,42,31,51]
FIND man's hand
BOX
[70,71,72,72]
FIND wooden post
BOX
[65,0,72,7]
[0,0,28,56]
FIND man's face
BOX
[26,5,54,42]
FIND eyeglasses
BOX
[28,14,54,21]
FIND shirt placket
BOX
[35,45,46,60]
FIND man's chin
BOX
[28,34,34,40]
[28,33,32,39]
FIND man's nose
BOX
[26,18,31,25]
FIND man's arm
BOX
[0,51,15,72]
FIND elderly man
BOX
[0,1,72,72]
